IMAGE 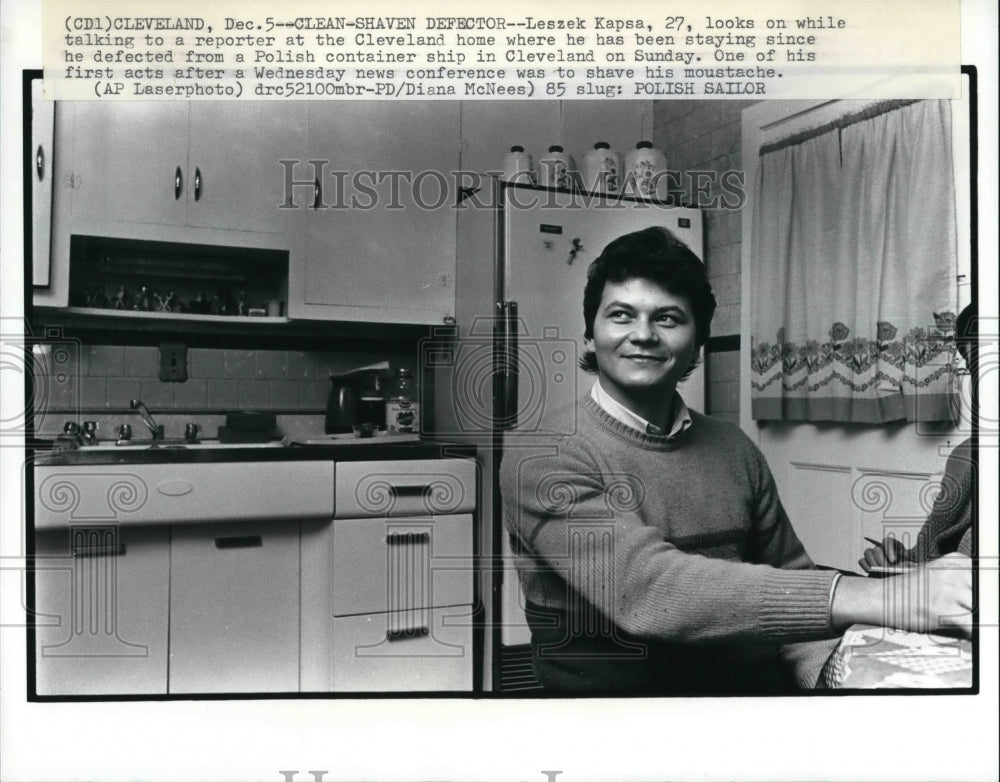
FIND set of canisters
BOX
[501,141,668,199]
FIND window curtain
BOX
[751,100,959,423]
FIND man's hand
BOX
[833,553,973,637]
[859,536,908,572]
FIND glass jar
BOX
[385,368,419,433]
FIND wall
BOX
[654,100,757,424]
[32,341,417,441]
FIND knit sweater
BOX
[499,394,841,690]
[907,438,974,561]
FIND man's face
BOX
[585,277,698,406]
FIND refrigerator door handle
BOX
[495,301,518,430]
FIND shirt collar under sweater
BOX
[590,380,692,439]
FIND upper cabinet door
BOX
[30,79,55,287]
[294,101,460,324]
[186,102,307,235]
[68,101,189,227]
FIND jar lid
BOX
[509,145,525,153]
[548,145,564,153]
[594,141,610,149]
[636,140,654,149]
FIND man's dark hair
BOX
[955,302,977,377]
[580,226,717,376]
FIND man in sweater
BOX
[498,226,973,694]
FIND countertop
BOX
[30,438,476,466]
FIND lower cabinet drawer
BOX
[331,605,474,692]
[168,521,300,694]
[332,513,473,617]
[34,525,169,696]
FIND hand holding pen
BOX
[859,536,910,575]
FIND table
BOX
[824,624,973,689]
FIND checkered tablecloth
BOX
[824,624,973,689]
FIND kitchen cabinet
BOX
[34,525,170,696]
[67,101,189,229]
[65,101,306,235]
[324,458,476,692]
[32,455,477,695]
[185,102,307,234]
[30,78,55,287]
[37,101,304,310]
[287,102,461,325]
[168,520,301,694]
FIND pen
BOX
[863,536,885,548]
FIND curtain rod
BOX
[759,99,923,157]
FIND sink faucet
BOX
[130,399,164,440]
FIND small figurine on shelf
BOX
[82,282,106,309]
[237,290,248,316]
[134,285,151,311]
[156,290,176,312]
[110,285,128,310]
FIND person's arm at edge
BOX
[831,552,973,637]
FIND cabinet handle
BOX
[194,167,202,201]
[389,484,432,498]
[214,534,262,549]
[36,145,44,181]
[385,531,430,545]
[313,177,321,209]
[386,626,430,642]
[174,166,183,199]
[495,301,519,429]
[73,542,126,557]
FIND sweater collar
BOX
[590,380,692,439]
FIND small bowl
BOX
[352,423,377,438]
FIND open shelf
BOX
[47,307,290,325]
[68,234,289,318]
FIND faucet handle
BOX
[82,421,98,445]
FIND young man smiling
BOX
[499,226,972,694]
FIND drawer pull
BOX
[73,542,126,557]
[390,484,431,497]
[214,534,262,549]
[386,626,430,642]
[157,480,193,496]
[385,531,430,545]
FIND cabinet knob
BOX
[194,167,202,201]
[174,166,183,200]
[36,145,44,181]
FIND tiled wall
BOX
[34,342,416,439]
[654,100,756,424]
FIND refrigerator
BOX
[427,180,704,691]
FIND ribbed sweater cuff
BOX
[758,569,838,638]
